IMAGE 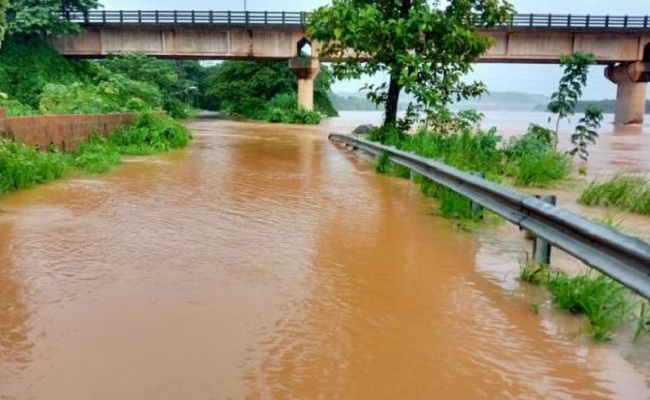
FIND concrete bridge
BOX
[52,11,650,123]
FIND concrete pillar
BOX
[289,57,320,111]
[614,82,647,125]
[605,61,649,125]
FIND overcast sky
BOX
[101,0,650,99]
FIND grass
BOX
[0,113,192,196]
[579,175,650,215]
[368,123,571,221]
[519,263,636,341]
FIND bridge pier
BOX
[289,57,320,111]
[605,61,649,125]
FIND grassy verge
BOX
[0,113,192,196]
[368,123,571,220]
[519,263,644,341]
[579,175,650,215]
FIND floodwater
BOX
[0,114,649,399]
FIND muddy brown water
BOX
[0,115,649,399]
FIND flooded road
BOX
[0,117,649,399]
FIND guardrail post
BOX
[246,11,249,26]
[624,15,628,27]
[533,195,557,265]
[567,14,572,27]
[529,14,533,27]
[84,11,89,24]
[586,14,590,27]
[547,14,551,27]
[138,10,142,23]
[470,172,485,219]
[155,10,159,23]
[191,10,195,23]
[645,16,648,28]
[102,10,106,23]
[605,15,610,27]
[119,10,123,23]
[174,10,178,24]
[209,10,213,24]
[264,11,268,25]
[282,11,286,25]
[227,11,231,25]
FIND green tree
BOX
[6,0,100,37]
[307,0,513,128]
[547,52,596,146]
[569,104,602,162]
[101,54,195,117]
[547,52,603,161]
[0,0,7,48]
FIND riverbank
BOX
[0,113,192,197]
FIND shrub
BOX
[39,75,163,115]
[0,97,35,116]
[0,139,69,194]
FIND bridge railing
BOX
[63,10,650,29]
[65,10,307,27]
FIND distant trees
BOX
[202,61,337,123]
[308,0,513,128]
[6,0,100,37]
[0,0,7,48]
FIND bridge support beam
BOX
[605,61,649,125]
[289,57,320,111]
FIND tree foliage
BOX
[547,52,603,160]
[0,0,7,48]
[547,52,595,142]
[0,39,84,106]
[570,105,602,162]
[100,54,196,117]
[307,0,513,128]
[203,61,337,123]
[6,0,100,37]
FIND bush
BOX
[0,40,84,107]
[0,97,36,116]
[0,139,69,194]
[39,75,163,115]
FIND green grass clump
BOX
[0,140,70,195]
[579,175,650,215]
[519,262,551,285]
[545,272,632,341]
[0,113,192,196]
[520,263,634,341]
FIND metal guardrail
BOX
[329,133,650,299]
[62,10,650,30]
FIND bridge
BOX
[52,11,650,124]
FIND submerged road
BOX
[0,118,648,399]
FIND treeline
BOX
[0,40,337,124]
[329,93,380,111]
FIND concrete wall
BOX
[52,26,650,63]
[0,108,136,151]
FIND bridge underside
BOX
[51,26,650,123]
[51,26,650,63]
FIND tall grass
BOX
[579,175,650,215]
[519,263,635,341]
[0,113,192,196]
[368,124,571,188]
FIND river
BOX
[0,112,649,399]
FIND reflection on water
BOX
[0,117,648,399]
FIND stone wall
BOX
[0,108,136,151]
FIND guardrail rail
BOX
[329,133,650,299]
